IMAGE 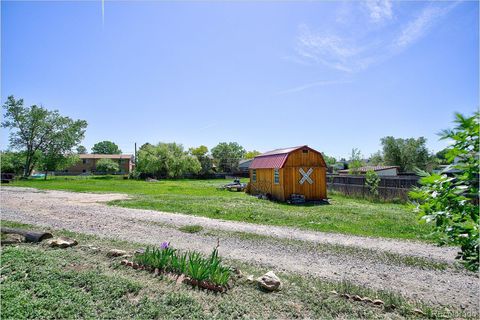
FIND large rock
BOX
[48,237,78,248]
[256,271,281,292]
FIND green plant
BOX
[365,170,380,197]
[136,142,201,178]
[410,112,479,271]
[91,141,122,154]
[133,244,232,286]
[348,148,364,174]
[96,158,119,174]
[2,95,87,177]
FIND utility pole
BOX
[134,142,137,166]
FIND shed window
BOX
[302,149,309,154]
[82,159,87,164]
[252,169,257,182]
[274,169,279,184]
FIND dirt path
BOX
[1,187,478,312]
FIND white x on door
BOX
[299,168,314,185]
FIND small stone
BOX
[107,249,127,257]
[256,271,281,292]
[413,308,426,316]
[372,299,384,306]
[233,268,243,278]
[362,297,373,303]
[120,259,128,265]
[246,275,255,282]
[352,295,362,301]
[132,263,139,269]
[154,268,160,276]
[341,293,351,299]
[48,237,77,248]
[329,290,338,295]
[176,274,185,285]
[126,261,134,267]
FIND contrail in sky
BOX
[102,0,104,26]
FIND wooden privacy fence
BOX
[327,174,420,201]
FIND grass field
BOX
[1,220,456,319]
[8,176,432,240]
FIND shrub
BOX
[96,158,119,174]
[410,112,479,271]
[365,170,380,197]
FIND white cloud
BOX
[293,3,458,73]
[296,24,367,72]
[275,79,352,95]
[363,0,393,23]
[394,4,456,49]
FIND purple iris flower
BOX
[160,241,170,250]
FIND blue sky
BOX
[1,0,478,159]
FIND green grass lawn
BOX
[8,176,431,241]
[1,221,457,319]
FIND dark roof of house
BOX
[238,159,253,168]
[338,165,399,173]
[79,154,134,160]
[250,145,320,169]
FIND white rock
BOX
[256,271,281,292]
[48,237,78,248]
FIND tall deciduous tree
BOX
[348,148,364,174]
[244,150,261,159]
[136,142,201,178]
[91,141,122,154]
[76,145,88,154]
[1,96,87,177]
[189,145,213,175]
[322,154,337,166]
[368,151,384,166]
[211,142,246,173]
[381,136,431,172]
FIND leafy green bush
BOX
[96,158,119,174]
[365,170,380,197]
[133,243,232,286]
[410,112,479,271]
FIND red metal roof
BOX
[250,145,325,169]
[250,153,289,169]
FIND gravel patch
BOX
[1,187,478,312]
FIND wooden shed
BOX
[249,146,327,202]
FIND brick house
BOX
[64,154,135,174]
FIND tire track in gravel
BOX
[1,187,478,312]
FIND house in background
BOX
[63,154,135,174]
[249,145,327,202]
[338,165,399,176]
[238,159,253,173]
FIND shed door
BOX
[283,166,326,200]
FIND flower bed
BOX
[124,242,233,292]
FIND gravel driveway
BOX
[1,187,478,312]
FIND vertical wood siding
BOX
[249,147,327,201]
